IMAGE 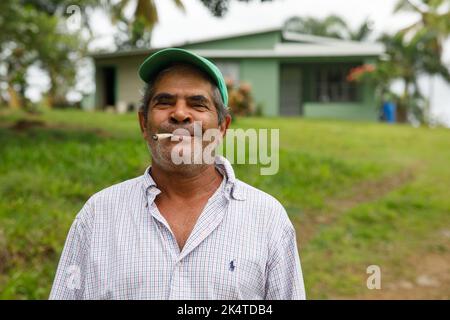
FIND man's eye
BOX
[156,101,171,106]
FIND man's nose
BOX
[169,100,193,124]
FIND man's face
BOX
[138,65,230,171]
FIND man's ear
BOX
[138,111,149,139]
[220,114,232,138]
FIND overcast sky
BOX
[152,0,419,46]
[90,0,424,49]
[29,0,450,125]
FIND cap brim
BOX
[138,48,228,106]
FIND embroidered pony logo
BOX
[229,260,236,272]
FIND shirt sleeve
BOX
[49,203,92,300]
[264,209,306,300]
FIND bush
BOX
[226,79,256,117]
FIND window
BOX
[214,61,240,84]
[313,65,357,102]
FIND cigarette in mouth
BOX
[152,133,185,141]
[152,133,173,140]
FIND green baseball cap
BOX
[138,48,228,107]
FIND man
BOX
[50,48,305,300]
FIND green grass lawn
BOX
[0,109,449,299]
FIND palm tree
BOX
[349,29,446,123]
[394,0,450,122]
[380,32,425,121]
[108,0,185,49]
[347,19,374,41]
[284,15,374,41]
[394,0,450,42]
[284,15,349,39]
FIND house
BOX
[88,27,384,120]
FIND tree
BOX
[394,0,450,122]
[20,0,100,37]
[284,15,374,41]
[347,19,374,41]
[36,19,85,108]
[350,29,449,123]
[199,0,273,17]
[342,1,449,125]
[284,15,349,39]
[108,0,185,49]
[0,2,42,108]
[0,1,87,109]
[381,32,426,122]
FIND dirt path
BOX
[296,166,417,245]
[294,164,450,299]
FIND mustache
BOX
[156,123,204,136]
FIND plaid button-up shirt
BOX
[49,156,306,300]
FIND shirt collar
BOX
[141,155,245,201]
[214,155,245,201]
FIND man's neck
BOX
[150,161,223,200]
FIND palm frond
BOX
[135,0,158,28]
[173,0,186,13]
[394,0,423,14]
[109,0,131,24]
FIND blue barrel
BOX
[382,101,396,123]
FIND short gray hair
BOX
[140,64,228,124]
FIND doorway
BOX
[280,65,303,116]
[102,66,116,108]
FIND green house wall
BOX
[239,59,279,116]
[207,57,378,120]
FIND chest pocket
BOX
[207,256,265,300]
[207,256,240,299]
[236,257,266,299]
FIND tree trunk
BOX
[425,74,435,125]
[46,71,57,109]
[396,79,410,123]
[7,84,21,109]
[403,79,410,108]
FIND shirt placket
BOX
[145,178,231,299]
